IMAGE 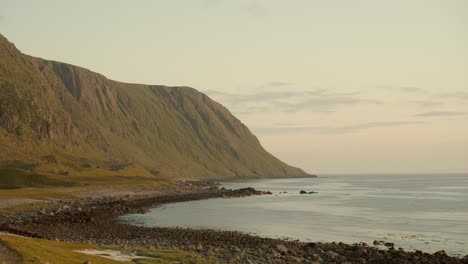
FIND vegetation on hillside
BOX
[0,33,308,186]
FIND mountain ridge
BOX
[0,33,309,185]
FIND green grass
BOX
[0,168,78,189]
[0,187,76,200]
[0,235,220,264]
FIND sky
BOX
[1,0,467,174]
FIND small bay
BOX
[121,174,468,256]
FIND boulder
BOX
[196,243,203,252]
[276,244,289,254]
[384,242,394,248]
[325,250,339,259]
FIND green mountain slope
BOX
[0,33,308,183]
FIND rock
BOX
[242,256,254,264]
[230,246,241,252]
[308,191,317,194]
[306,242,317,248]
[434,250,446,256]
[270,248,281,258]
[384,242,394,248]
[196,243,203,252]
[462,255,468,261]
[309,253,319,260]
[373,240,381,245]
[299,190,307,194]
[83,261,91,264]
[325,250,339,259]
[276,244,289,255]
[257,248,263,256]
[203,247,214,257]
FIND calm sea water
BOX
[121,174,468,256]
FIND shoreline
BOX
[1,181,467,263]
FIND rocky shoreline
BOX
[1,181,467,264]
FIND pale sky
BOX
[1,0,467,173]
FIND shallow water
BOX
[121,174,468,256]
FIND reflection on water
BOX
[121,174,468,256]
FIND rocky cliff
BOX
[0,33,308,181]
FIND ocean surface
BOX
[121,174,468,256]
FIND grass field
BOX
[0,234,220,264]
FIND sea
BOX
[120,174,468,257]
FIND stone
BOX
[196,243,203,252]
[203,247,214,257]
[299,190,307,194]
[276,244,289,254]
[325,250,339,259]
[384,242,394,248]
[231,246,241,252]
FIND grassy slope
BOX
[0,33,308,187]
[0,235,219,264]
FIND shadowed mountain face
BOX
[0,34,307,180]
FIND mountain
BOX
[0,33,308,186]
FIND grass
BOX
[0,168,77,189]
[0,235,221,264]
[0,163,172,190]
[0,187,76,200]
[0,187,76,215]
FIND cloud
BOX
[416,111,468,117]
[205,89,380,115]
[253,121,425,135]
[400,87,425,93]
[407,100,444,107]
[439,92,468,100]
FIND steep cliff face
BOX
[0,34,308,180]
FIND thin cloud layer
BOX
[400,87,426,93]
[205,89,380,115]
[439,92,468,100]
[253,121,425,135]
[416,111,468,117]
